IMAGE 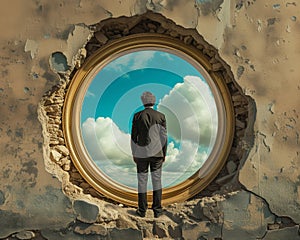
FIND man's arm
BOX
[160,116,167,158]
[131,114,138,159]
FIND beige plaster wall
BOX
[0,0,299,239]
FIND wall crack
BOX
[240,183,299,236]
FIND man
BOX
[131,91,167,218]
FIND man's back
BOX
[131,108,167,158]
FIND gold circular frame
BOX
[63,33,234,207]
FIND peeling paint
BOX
[65,25,92,67]
[24,39,38,59]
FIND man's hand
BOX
[133,157,138,163]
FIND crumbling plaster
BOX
[0,0,299,239]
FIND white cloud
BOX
[159,52,175,61]
[157,75,218,150]
[82,117,132,166]
[164,141,207,172]
[81,116,209,189]
[105,51,155,72]
[161,140,208,187]
[85,90,95,98]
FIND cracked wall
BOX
[0,0,299,239]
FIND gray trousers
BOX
[136,157,164,214]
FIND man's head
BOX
[141,91,156,107]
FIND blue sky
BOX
[81,50,203,133]
[95,68,182,132]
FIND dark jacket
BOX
[131,108,167,158]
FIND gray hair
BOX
[141,91,156,106]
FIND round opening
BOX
[63,34,234,206]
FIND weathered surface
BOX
[264,226,300,240]
[73,200,100,223]
[221,191,275,239]
[230,0,300,223]
[0,0,299,239]
[15,230,36,240]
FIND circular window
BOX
[63,34,234,206]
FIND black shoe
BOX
[154,211,163,218]
[136,209,146,217]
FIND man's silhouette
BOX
[131,91,167,218]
